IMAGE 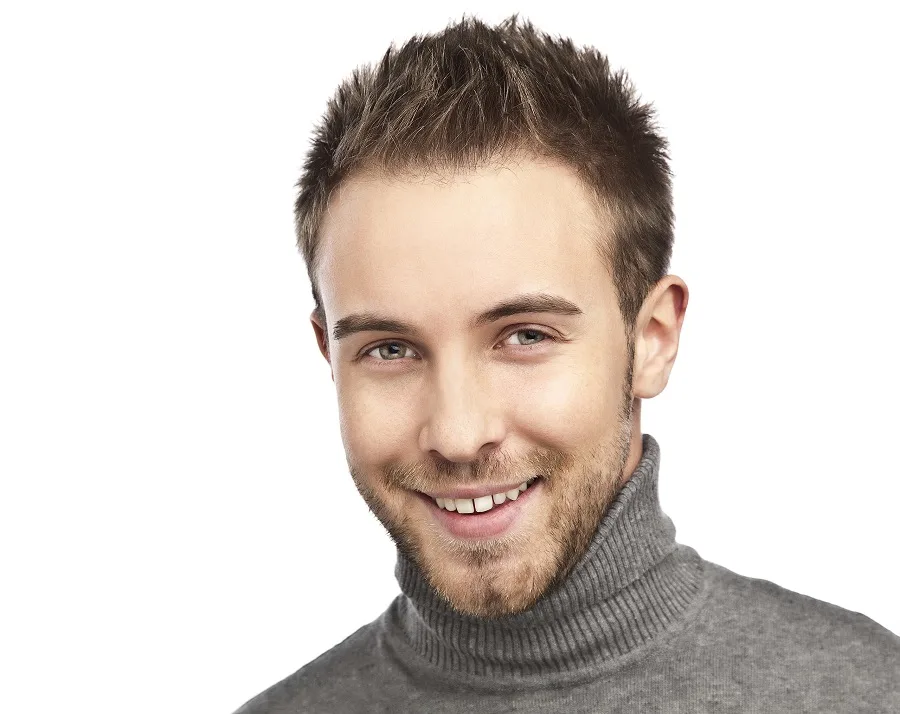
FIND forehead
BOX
[316,158,615,323]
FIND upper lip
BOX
[419,478,538,500]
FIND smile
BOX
[429,476,541,514]
[415,477,544,540]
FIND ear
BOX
[310,309,334,381]
[631,275,689,399]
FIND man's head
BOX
[296,16,688,618]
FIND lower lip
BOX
[417,479,543,540]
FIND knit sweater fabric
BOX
[234,434,899,713]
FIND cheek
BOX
[509,362,622,448]
[336,379,413,468]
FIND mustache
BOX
[381,448,573,493]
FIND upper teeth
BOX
[435,477,539,514]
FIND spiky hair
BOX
[295,15,674,335]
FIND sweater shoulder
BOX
[696,559,899,699]
[230,609,390,714]
[703,559,898,641]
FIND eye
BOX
[359,326,560,364]
[503,327,553,347]
[363,342,417,362]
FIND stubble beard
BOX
[347,329,635,618]
[348,346,636,619]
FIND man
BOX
[235,15,899,713]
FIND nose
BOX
[418,362,505,466]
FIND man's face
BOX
[313,157,638,618]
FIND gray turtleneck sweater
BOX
[233,435,899,712]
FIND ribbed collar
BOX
[390,433,706,679]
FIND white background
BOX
[1,2,897,712]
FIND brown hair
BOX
[295,15,673,344]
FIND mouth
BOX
[415,476,544,540]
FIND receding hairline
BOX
[313,153,626,347]
[320,148,623,262]
[296,16,674,333]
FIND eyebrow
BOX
[331,292,583,341]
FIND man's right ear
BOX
[309,310,333,379]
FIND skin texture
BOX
[310,156,688,618]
